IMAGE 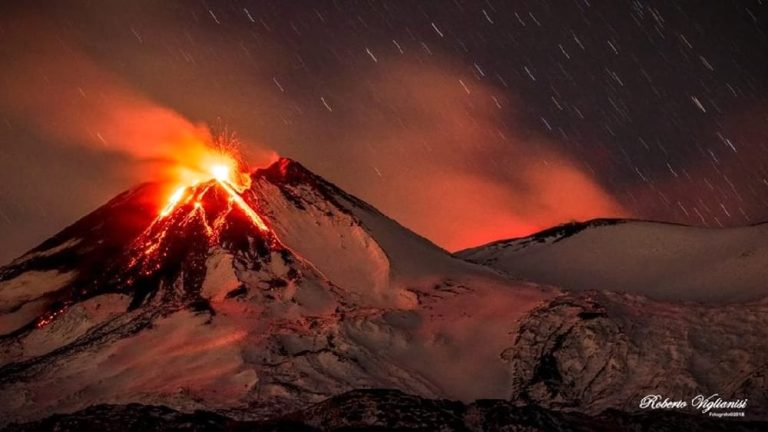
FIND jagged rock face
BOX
[506,296,635,409]
[506,291,768,417]
[6,390,765,432]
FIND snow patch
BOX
[8,294,132,363]
[14,238,82,264]
[0,297,47,335]
[0,270,75,312]
[253,180,394,306]
[201,250,239,303]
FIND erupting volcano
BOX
[30,142,283,330]
[2,147,768,430]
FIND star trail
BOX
[0,0,766,262]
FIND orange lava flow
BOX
[216,178,269,232]
[160,186,188,218]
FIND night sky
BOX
[0,0,767,264]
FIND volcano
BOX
[1,158,767,429]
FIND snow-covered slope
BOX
[1,160,766,426]
[458,219,768,303]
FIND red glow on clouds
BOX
[395,163,626,251]
[344,61,628,250]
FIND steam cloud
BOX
[331,61,627,250]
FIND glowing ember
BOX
[36,305,68,328]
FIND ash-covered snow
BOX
[0,270,76,311]
[1,293,131,366]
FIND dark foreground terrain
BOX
[4,389,765,432]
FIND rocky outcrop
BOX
[505,292,768,418]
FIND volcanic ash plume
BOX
[0,12,276,195]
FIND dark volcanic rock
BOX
[4,389,765,432]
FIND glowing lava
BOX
[156,148,269,233]
[160,186,188,218]
[116,147,278,285]
[35,143,279,330]
[215,177,270,232]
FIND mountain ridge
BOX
[458,217,768,302]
